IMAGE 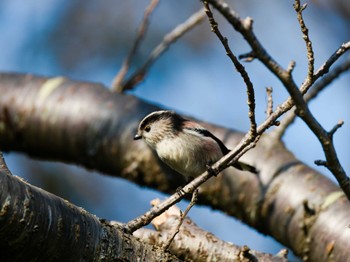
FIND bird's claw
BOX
[176,186,186,196]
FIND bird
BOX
[134,110,257,179]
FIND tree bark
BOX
[0,153,180,262]
[132,202,288,261]
[0,73,349,261]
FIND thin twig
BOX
[266,87,273,118]
[313,42,350,82]
[205,0,293,85]
[328,120,344,138]
[272,58,350,139]
[121,8,206,91]
[287,60,296,76]
[203,1,257,138]
[280,67,350,199]
[111,0,159,92]
[162,189,198,250]
[307,58,350,98]
[205,0,350,199]
[294,0,314,82]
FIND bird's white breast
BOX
[155,132,223,178]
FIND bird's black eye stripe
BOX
[144,125,151,132]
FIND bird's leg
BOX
[175,176,194,196]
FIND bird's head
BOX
[134,110,184,149]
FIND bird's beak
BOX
[134,133,142,140]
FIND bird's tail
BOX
[231,161,258,174]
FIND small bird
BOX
[134,110,257,179]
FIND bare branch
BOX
[162,189,198,250]
[121,8,206,91]
[308,58,350,98]
[203,1,257,138]
[271,58,350,139]
[313,42,350,82]
[328,119,344,138]
[287,60,296,76]
[314,160,328,167]
[294,0,314,82]
[265,87,273,118]
[133,202,288,261]
[0,151,180,261]
[204,1,348,102]
[280,72,350,199]
[111,0,159,92]
[205,0,294,87]
[204,0,350,198]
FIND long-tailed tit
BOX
[134,110,257,179]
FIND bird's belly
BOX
[156,139,222,178]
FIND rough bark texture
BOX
[132,205,288,262]
[0,73,349,261]
[0,153,180,261]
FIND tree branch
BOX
[271,58,350,139]
[1,73,350,260]
[294,0,314,82]
[205,0,350,199]
[121,8,206,91]
[204,0,294,86]
[203,1,257,138]
[132,201,288,261]
[0,152,180,261]
[111,0,159,92]
[313,42,350,81]
[279,62,350,199]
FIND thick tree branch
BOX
[132,202,288,262]
[0,152,179,261]
[0,73,350,261]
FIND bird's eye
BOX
[144,125,151,132]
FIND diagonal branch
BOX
[133,201,288,261]
[0,152,179,261]
[280,71,350,199]
[121,8,206,91]
[272,58,350,139]
[111,0,159,92]
[294,0,314,82]
[204,0,293,86]
[313,42,350,81]
[203,1,257,138]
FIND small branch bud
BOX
[328,120,344,138]
[314,160,328,167]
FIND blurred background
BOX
[1,0,349,259]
